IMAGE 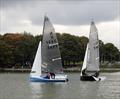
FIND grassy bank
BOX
[0,67,120,73]
[63,67,120,73]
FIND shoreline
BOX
[0,68,120,73]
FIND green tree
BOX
[0,32,119,69]
[103,43,120,62]
[0,40,14,68]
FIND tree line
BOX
[0,32,120,69]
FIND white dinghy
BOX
[80,21,105,81]
[30,16,68,82]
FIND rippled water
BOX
[0,72,120,99]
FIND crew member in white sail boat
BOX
[46,72,55,79]
[82,69,88,76]
[49,72,55,79]
[92,71,99,77]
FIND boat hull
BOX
[80,76,100,81]
[30,75,68,82]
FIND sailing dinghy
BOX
[30,16,68,82]
[80,21,105,81]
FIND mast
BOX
[42,15,47,45]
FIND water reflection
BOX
[29,82,67,99]
[79,81,100,99]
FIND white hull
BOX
[30,74,68,82]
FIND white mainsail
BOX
[81,21,100,74]
[30,41,42,76]
[86,21,100,71]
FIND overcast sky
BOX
[0,0,120,49]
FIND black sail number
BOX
[46,32,58,49]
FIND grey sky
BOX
[1,0,119,25]
[0,0,120,48]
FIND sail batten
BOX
[52,57,61,61]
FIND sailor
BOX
[45,72,51,79]
[93,71,99,77]
[50,72,55,79]
[82,69,87,76]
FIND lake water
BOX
[0,72,120,99]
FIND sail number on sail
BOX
[46,32,58,49]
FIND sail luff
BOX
[41,16,46,45]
